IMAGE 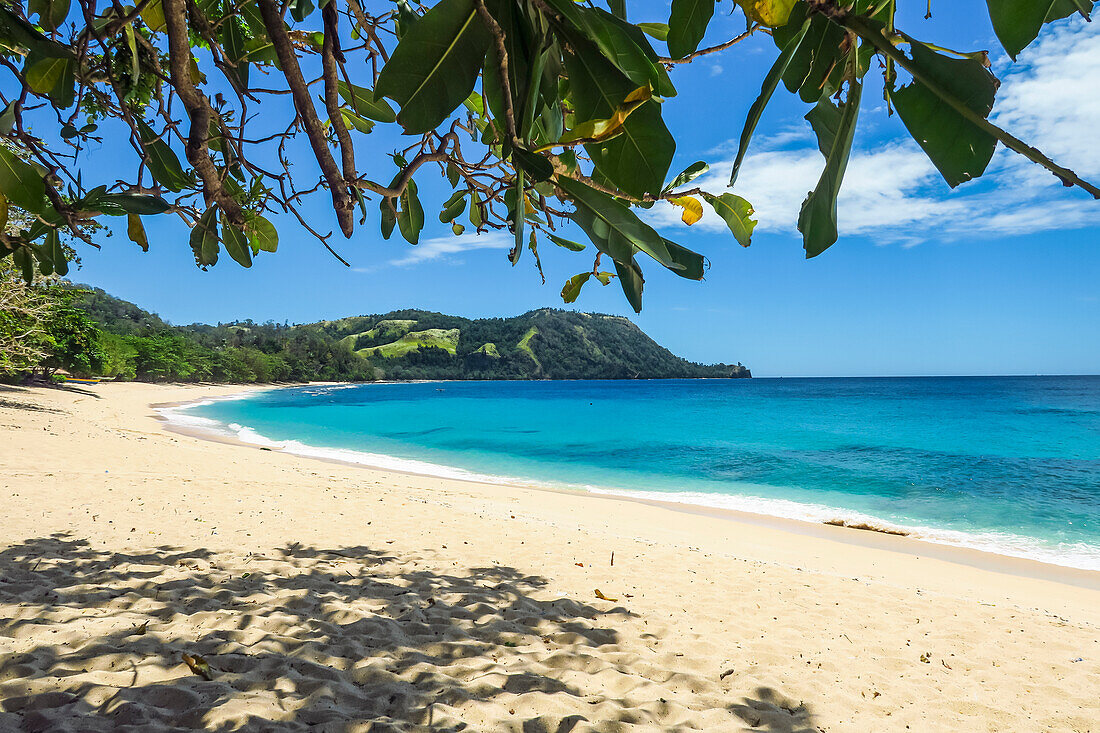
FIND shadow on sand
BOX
[0,534,820,732]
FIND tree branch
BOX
[658,27,758,65]
[162,0,246,225]
[257,0,356,236]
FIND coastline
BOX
[2,381,1098,731]
[159,382,1100,586]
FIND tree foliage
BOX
[0,0,1095,311]
[0,261,104,378]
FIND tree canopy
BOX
[0,0,1096,311]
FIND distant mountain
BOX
[76,288,750,383]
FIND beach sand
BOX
[1,382,1098,732]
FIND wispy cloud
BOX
[375,231,513,269]
[651,17,1100,245]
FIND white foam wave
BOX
[158,401,1100,572]
[159,399,526,485]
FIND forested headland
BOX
[3,281,749,383]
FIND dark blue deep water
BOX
[176,377,1100,569]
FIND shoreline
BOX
[4,381,1099,731]
[157,382,1100,588]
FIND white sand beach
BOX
[1,382,1098,732]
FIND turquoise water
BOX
[171,377,1100,569]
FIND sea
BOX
[162,376,1100,570]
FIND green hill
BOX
[74,288,750,383]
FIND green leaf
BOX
[468,188,484,228]
[137,121,191,192]
[0,103,15,135]
[665,161,709,192]
[667,0,715,59]
[336,81,397,123]
[439,189,467,222]
[340,108,375,134]
[778,8,846,103]
[0,5,70,57]
[730,18,810,186]
[244,213,278,253]
[379,197,396,239]
[0,144,47,213]
[985,0,1063,59]
[221,216,252,267]
[13,246,35,283]
[290,0,314,22]
[891,40,997,188]
[564,38,675,198]
[94,193,171,215]
[190,207,220,267]
[548,233,586,251]
[548,2,667,94]
[561,272,592,303]
[613,257,644,312]
[125,23,140,89]
[446,161,461,187]
[375,0,494,134]
[29,0,69,31]
[637,23,669,41]
[482,0,532,141]
[702,192,756,247]
[798,80,862,258]
[46,229,67,276]
[513,148,554,182]
[126,213,149,252]
[222,16,249,88]
[509,171,525,264]
[397,179,424,244]
[0,194,7,231]
[36,241,53,277]
[25,54,76,108]
[559,177,683,271]
[1046,0,1094,21]
[394,0,419,37]
[663,238,706,280]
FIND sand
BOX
[1,382,1098,732]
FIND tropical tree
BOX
[0,0,1095,311]
[0,260,53,375]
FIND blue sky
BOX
[64,1,1099,377]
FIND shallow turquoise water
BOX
[175,377,1100,569]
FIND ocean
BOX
[164,376,1100,570]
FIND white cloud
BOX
[652,17,1100,246]
[384,231,512,267]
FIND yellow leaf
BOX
[552,85,653,148]
[181,653,214,680]
[594,589,618,602]
[127,213,149,252]
[189,57,205,85]
[140,0,167,32]
[670,196,704,226]
[739,0,798,27]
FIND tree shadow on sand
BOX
[730,687,818,733]
[0,534,821,732]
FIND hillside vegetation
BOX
[73,288,750,383]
